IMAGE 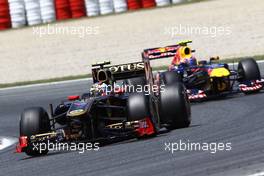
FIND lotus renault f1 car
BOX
[144,40,264,101]
[17,59,191,156]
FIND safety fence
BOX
[0,0,185,31]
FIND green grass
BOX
[0,54,263,89]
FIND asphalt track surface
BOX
[0,63,264,176]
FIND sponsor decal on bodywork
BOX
[108,62,144,73]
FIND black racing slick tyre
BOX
[162,71,181,85]
[238,58,260,81]
[20,107,51,156]
[127,92,149,121]
[159,82,191,129]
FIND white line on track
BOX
[0,60,263,91]
[0,78,91,91]
[248,171,264,176]
[0,137,18,150]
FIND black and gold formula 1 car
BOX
[17,59,191,156]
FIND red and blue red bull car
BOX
[143,40,264,101]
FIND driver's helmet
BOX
[90,82,109,96]
[170,47,197,70]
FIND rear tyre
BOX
[238,58,260,81]
[127,92,149,121]
[159,82,191,129]
[20,107,51,156]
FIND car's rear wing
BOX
[91,61,111,68]
[91,61,145,82]
[142,40,194,60]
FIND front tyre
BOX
[20,107,51,156]
[238,58,260,81]
[238,58,261,94]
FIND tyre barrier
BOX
[69,0,86,18]
[84,0,99,16]
[127,0,141,10]
[8,0,26,28]
[172,0,184,4]
[2,0,189,30]
[39,0,56,23]
[55,0,71,20]
[24,0,42,26]
[113,0,127,13]
[99,0,114,15]
[142,0,156,8]
[155,0,170,7]
[0,0,11,30]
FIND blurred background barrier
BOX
[24,0,42,26]
[40,0,56,23]
[99,0,114,15]
[69,0,86,18]
[127,0,141,10]
[8,0,26,28]
[55,0,71,20]
[0,0,186,30]
[113,0,127,13]
[0,0,11,30]
[155,0,171,7]
[142,0,156,8]
[84,0,99,16]
[172,0,184,4]
[1,0,263,84]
